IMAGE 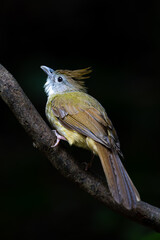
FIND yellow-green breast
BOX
[45,91,104,153]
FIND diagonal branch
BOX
[0,64,160,232]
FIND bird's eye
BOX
[57,76,63,82]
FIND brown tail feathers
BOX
[95,142,140,209]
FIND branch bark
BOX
[0,64,160,232]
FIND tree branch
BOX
[0,64,160,232]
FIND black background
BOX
[1,0,160,239]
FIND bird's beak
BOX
[40,65,54,77]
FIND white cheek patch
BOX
[44,75,76,96]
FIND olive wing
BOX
[51,93,121,152]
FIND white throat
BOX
[44,77,55,96]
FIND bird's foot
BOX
[51,130,67,147]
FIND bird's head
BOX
[40,65,91,96]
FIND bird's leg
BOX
[83,153,95,171]
[85,153,95,171]
[51,130,67,147]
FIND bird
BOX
[41,65,140,210]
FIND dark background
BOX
[1,0,160,239]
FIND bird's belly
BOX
[55,120,89,149]
[46,107,89,149]
[46,104,98,154]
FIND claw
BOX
[51,130,67,147]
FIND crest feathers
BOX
[55,67,92,92]
[56,67,92,80]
